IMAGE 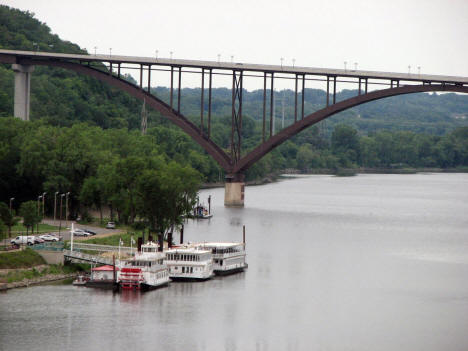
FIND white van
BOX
[11,236,35,245]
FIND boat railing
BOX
[211,251,245,259]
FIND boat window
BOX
[182,267,185,273]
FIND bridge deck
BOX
[0,49,467,85]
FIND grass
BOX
[10,223,59,235]
[0,248,46,269]
[2,264,84,284]
[79,232,143,247]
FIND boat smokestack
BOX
[180,225,184,244]
[158,233,163,252]
[137,237,143,252]
[168,232,173,248]
[148,234,153,243]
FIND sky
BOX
[1,0,468,90]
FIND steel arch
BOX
[233,84,468,174]
[20,59,233,171]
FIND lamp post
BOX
[65,192,70,228]
[59,193,65,238]
[37,195,42,234]
[9,197,14,238]
[42,192,46,221]
[54,191,59,223]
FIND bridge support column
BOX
[224,173,245,207]
[12,64,34,121]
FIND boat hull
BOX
[120,281,169,291]
[85,280,117,290]
[214,264,248,276]
[169,275,213,282]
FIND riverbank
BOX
[201,167,468,189]
[0,248,83,291]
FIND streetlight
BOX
[54,191,59,223]
[170,51,173,60]
[9,197,14,238]
[418,66,421,76]
[231,55,234,63]
[344,61,347,71]
[42,192,46,221]
[408,65,411,75]
[59,193,65,238]
[109,48,112,57]
[94,46,97,56]
[292,58,296,68]
[354,62,358,71]
[65,192,70,228]
[37,195,42,234]
[155,50,158,60]
[280,57,284,68]
[217,54,220,63]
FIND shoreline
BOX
[201,167,468,189]
[0,272,77,291]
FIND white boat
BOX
[118,241,170,291]
[193,205,213,219]
[197,242,248,276]
[164,247,214,281]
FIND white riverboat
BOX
[197,242,247,276]
[164,247,214,281]
[118,241,170,291]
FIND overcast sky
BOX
[2,0,468,90]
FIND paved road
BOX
[2,219,123,245]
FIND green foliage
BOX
[0,248,46,269]
[19,200,40,233]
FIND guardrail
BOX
[31,242,64,251]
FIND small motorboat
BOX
[72,274,89,286]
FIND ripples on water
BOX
[1,173,468,351]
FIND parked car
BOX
[71,229,91,236]
[34,236,45,244]
[83,229,96,235]
[11,236,35,246]
[106,222,116,229]
[39,234,60,242]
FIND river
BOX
[1,173,468,351]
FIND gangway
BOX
[63,249,121,265]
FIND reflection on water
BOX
[1,174,468,351]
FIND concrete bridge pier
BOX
[224,173,245,207]
[12,64,34,121]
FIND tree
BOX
[0,202,19,238]
[331,124,360,166]
[136,161,201,239]
[19,201,40,235]
[0,218,6,240]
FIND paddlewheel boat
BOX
[164,247,214,281]
[118,242,170,291]
[197,242,248,275]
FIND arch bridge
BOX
[1,49,467,206]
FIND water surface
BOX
[1,173,468,351]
